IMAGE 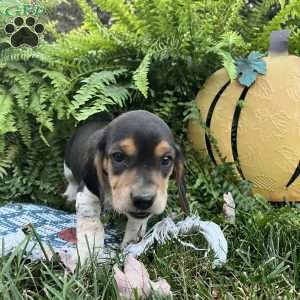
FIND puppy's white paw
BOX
[77,242,104,265]
[121,235,143,249]
[122,218,148,249]
[63,183,78,202]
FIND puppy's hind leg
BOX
[63,162,79,202]
[76,187,104,264]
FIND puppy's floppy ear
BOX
[82,129,106,201]
[172,144,190,215]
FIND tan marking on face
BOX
[107,159,136,213]
[151,170,171,194]
[110,169,136,191]
[106,160,171,216]
[155,140,172,157]
[150,170,172,214]
[119,138,136,156]
[94,152,104,187]
[103,157,108,173]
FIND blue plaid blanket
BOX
[0,203,121,260]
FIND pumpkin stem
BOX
[269,30,289,56]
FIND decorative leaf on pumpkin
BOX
[236,51,267,87]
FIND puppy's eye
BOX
[160,155,173,166]
[112,152,126,163]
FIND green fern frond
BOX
[253,0,300,51]
[93,0,144,35]
[0,93,16,135]
[40,70,70,93]
[29,87,54,134]
[100,85,131,106]
[0,47,50,64]
[70,71,116,112]
[77,0,101,32]
[73,85,130,121]
[14,111,32,147]
[0,140,18,179]
[69,69,127,116]
[133,52,152,98]
[0,156,11,179]
[40,29,116,62]
[74,84,130,121]
[9,73,32,110]
[74,100,112,121]
[219,31,246,50]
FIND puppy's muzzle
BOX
[131,192,155,210]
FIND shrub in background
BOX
[0,0,300,210]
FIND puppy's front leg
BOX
[76,187,104,264]
[121,216,148,248]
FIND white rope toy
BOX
[124,216,228,268]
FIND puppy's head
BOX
[89,110,189,219]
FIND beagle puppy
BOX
[63,110,189,262]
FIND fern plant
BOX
[69,69,132,121]
[0,0,299,204]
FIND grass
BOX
[1,149,300,299]
[1,202,300,299]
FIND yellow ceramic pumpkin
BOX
[188,49,300,202]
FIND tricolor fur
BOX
[63,110,189,263]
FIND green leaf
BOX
[219,50,238,81]
[279,0,286,8]
[133,52,152,98]
[0,93,16,135]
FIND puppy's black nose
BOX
[132,193,155,210]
